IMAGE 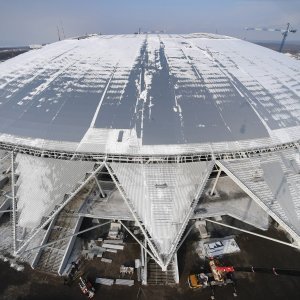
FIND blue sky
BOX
[0,0,299,46]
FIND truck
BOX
[188,258,300,299]
[79,276,95,299]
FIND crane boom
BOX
[245,23,297,52]
[245,27,285,33]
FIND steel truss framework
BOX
[216,160,300,246]
[10,155,170,269]
[0,140,299,163]
[107,160,215,269]
[163,161,214,268]
[12,158,106,255]
[8,142,300,271]
[9,153,214,270]
[104,162,165,269]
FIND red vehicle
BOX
[79,276,95,299]
[188,258,300,299]
[188,259,235,289]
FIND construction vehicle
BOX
[79,276,95,299]
[188,258,237,298]
[188,259,234,288]
[188,258,300,299]
[188,273,209,289]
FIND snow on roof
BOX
[0,33,299,156]
[218,148,300,243]
[15,153,94,229]
[110,160,213,258]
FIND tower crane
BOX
[245,23,297,52]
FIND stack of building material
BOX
[83,240,106,259]
[101,258,112,263]
[106,249,117,253]
[103,239,123,244]
[107,222,122,239]
[102,243,124,251]
[120,265,134,276]
[195,220,210,239]
[115,279,134,286]
[95,278,114,286]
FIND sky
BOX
[0,0,299,46]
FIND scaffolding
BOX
[1,143,299,275]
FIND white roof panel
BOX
[219,148,300,243]
[0,33,299,156]
[15,153,94,228]
[111,161,214,256]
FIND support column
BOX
[210,167,221,196]
[142,239,147,285]
[173,253,179,284]
[94,175,105,198]
[11,151,17,255]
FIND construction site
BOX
[0,33,300,299]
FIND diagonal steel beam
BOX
[205,218,300,250]
[104,161,165,269]
[16,162,105,255]
[118,220,163,267]
[216,160,300,246]
[0,152,10,162]
[163,161,215,268]
[24,220,112,254]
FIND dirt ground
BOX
[1,220,300,300]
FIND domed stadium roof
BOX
[0,33,299,156]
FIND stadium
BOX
[0,33,299,283]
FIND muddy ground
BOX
[1,220,300,300]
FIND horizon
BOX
[1,35,300,49]
[1,0,299,47]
